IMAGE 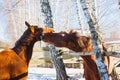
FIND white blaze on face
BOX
[61,34,65,37]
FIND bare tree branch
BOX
[62,51,120,58]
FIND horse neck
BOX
[43,33,67,47]
[12,34,36,66]
[42,33,81,51]
[43,33,93,52]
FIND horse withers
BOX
[0,21,54,80]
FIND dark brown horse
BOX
[0,21,54,80]
[42,30,110,80]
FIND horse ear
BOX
[30,26,35,33]
[25,21,30,28]
[25,21,35,33]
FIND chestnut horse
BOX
[42,30,110,80]
[0,21,54,80]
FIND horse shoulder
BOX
[0,49,28,79]
[0,50,12,79]
[8,50,28,78]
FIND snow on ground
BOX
[28,68,85,80]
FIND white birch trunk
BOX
[48,45,68,80]
[118,0,120,9]
[40,0,68,80]
[80,0,109,80]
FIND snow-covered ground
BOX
[28,68,85,80]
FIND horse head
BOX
[25,21,54,41]
[11,21,54,66]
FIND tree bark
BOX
[118,0,120,9]
[48,45,68,80]
[80,0,109,80]
[40,0,68,80]
[40,0,53,28]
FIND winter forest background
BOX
[0,0,120,48]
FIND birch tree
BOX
[80,0,109,80]
[48,45,68,80]
[118,0,120,9]
[40,0,68,80]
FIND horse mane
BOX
[59,30,79,44]
[67,30,91,51]
[12,29,35,54]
